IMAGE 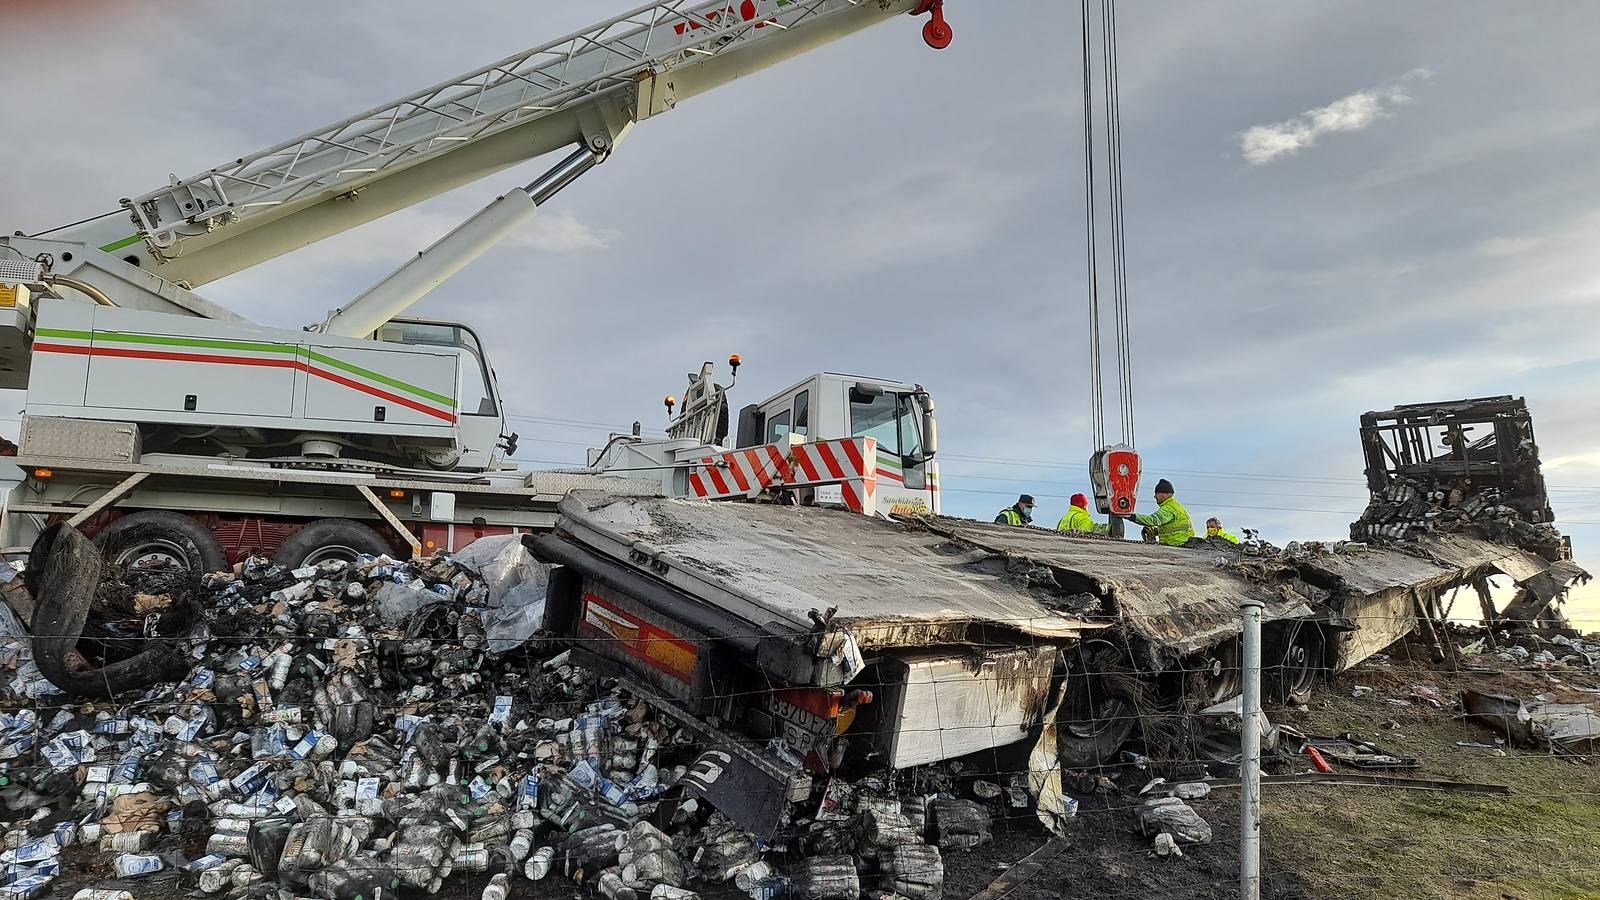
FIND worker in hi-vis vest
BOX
[1056,493,1108,535]
[996,494,1035,526]
[1124,478,1195,546]
[1205,517,1241,544]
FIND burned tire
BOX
[1267,622,1324,706]
[94,510,226,575]
[1198,636,1243,706]
[1056,639,1140,769]
[273,519,392,568]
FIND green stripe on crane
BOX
[34,327,456,409]
[99,235,142,253]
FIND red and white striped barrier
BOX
[686,436,879,515]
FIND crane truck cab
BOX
[374,317,515,473]
[588,361,939,516]
[737,372,939,516]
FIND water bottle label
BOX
[184,853,228,872]
[519,774,540,809]
[568,759,600,791]
[0,875,51,900]
[229,762,267,795]
[41,735,86,771]
[113,853,164,877]
[0,837,59,865]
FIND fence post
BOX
[1239,598,1264,900]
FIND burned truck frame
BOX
[1354,396,1566,559]
[526,487,1587,835]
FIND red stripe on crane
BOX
[705,460,731,496]
[838,438,867,475]
[744,449,772,487]
[839,480,861,512]
[766,444,793,483]
[814,442,848,480]
[725,453,752,493]
[793,446,822,482]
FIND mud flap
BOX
[619,675,811,839]
[681,748,795,840]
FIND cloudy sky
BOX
[5,1,1599,622]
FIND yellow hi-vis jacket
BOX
[1208,527,1241,544]
[1131,497,1195,547]
[996,507,1025,526]
[1056,506,1107,535]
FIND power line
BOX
[502,409,1600,493]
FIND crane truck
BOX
[0,0,950,570]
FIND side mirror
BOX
[915,386,938,460]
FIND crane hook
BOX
[911,0,953,50]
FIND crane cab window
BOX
[766,410,792,443]
[378,320,497,416]
[850,388,920,458]
[792,391,810,437]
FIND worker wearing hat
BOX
[1056,493,1108,535]
[995,494,1035,526]
[1124,478,1195,547]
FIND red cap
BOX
[1071,493,1088,508]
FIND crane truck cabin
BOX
[0,1,954,567]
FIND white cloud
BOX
[504,208,616,254]
[1477,235,1542,257]
[1240,69,1433,165]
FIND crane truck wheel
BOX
[273,519,393,567]
[93,511,227,575]
[1055,638,1140,769]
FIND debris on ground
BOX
[1297,735,1417,771]
[1133,797,1212,847]
[0,527,1026,900]
[1460,689,1600,751]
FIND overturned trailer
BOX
[525,491,1588,826]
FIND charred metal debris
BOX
[1352,396,1568,556]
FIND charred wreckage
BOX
[0,396,1587,900]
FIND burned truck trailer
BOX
[527,491,1587,818]
[1353,395,1566,558]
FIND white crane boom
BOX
[64,0,944,295]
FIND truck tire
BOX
[94,510,227,575]
[274,519,393,567]
[1267,622,1323,706]
[1197,636,1243,706]
[1056,639,1140,769]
